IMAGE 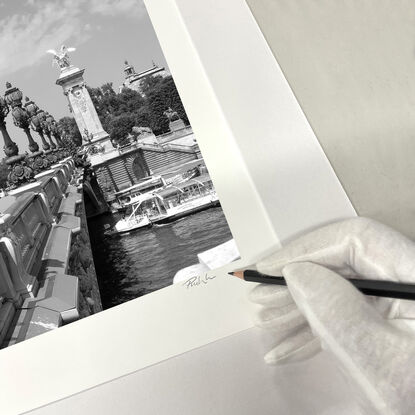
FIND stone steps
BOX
[99,144,199,193]
[142,148,196,174]
[107,159,133,189]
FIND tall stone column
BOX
[56,66,111,153]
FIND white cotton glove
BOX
[249,217,415,415]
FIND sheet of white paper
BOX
[27,328,360,415]
[0,1,356,414]
[0,273,258,414]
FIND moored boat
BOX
[114,215,152,233]
[113,201,152,233]
[112,174,218,233]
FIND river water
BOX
[87,206,235,309]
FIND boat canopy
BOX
[156,174,212,199]
[126,192,159,206]
[114,175,164,196]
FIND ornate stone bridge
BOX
[0,158,103,348]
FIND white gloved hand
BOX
[250,217,415,415]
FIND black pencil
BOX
[229,270,415,301]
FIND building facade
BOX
[119,60,170,95]
[92,122,203,203]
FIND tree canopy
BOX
[58,75,190,147]
[107,113,137,146]
[90,76,189,144]
[58,116,82,146]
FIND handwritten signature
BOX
[183,273,216,289]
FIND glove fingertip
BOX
[248,283,292,306]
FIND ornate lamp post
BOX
[24,97,50,151]
[45,112,64,160]
[37,108,58,165]
[37,109,56,149]
[46,112,65,149]
[22,97,50,173]
[56,124,70,158]
[4,83,50,175]
[0,96,18,157]
[0,90,34,188]
[4,83,40,153]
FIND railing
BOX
[0,158,81,347]
[90,128,197,160]
[138,142,199,153]
[163,142,199,153]
[54,169,69,193]
[0,192,53,297]
[156,125,192,144]
[41,178,62,214]
[118,142,139,154]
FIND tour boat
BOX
[149,184,219,224]
[112,174,219,234]
[113,203,152,234]
[113,164,204,212]
[114,175,166,209]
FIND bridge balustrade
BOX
[0,191,54,346]
[53,169,69,193]
[41,177,64,215]
[0,192,53,297]
[0,160,86,348]
[0,252,19,346]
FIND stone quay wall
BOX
[0,158,102,348]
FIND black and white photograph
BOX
[0,0,238,348]
[2,1,415,415]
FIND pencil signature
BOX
[183,273,216,288]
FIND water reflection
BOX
[87,207,235,309]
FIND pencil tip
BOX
[229,271,245,280]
